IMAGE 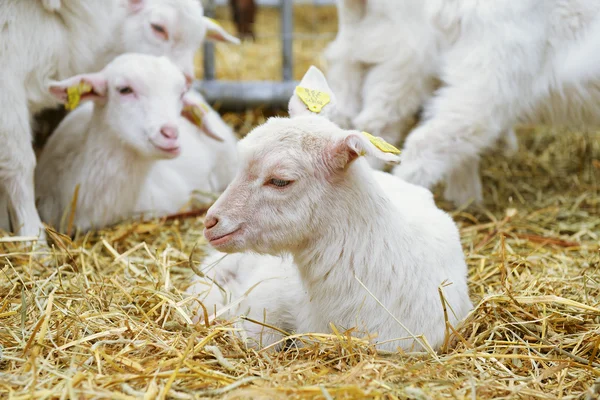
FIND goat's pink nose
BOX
[160,124,179,139]
[204,215,219,229]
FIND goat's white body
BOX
[292,163,471,351]
[0,1,123,237]
[198,134,473,351]
[188,252,303,347]
[390,0,600,203]
[326,0,600,203]
[36,103,153,231]
[36,102,237,232]
[324,0,439,146]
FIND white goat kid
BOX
[201,66,473,352]
[35,54,189,232]
[0,0,238,239]
[36,58,237,232]
[392,0,600,205]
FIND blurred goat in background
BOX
[229,0,257,39]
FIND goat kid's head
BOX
[122,0,239,84]
[50,54,190,159]
[204,66,400,255]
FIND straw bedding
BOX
[1,5,599,399]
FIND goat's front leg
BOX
[0,80,47,243]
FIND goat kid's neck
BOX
[293,162,398,288]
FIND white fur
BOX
[187,252,303,348]
[0,0,238,237]
[388,0,600,204]
[325,1,600,205]
[198,66,473,352]
[324,0,439,145]
[135,91,239,218]
[35,54,237,232]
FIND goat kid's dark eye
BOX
[118,87,134,95]
[269,178,291,187]
[151,23,169,40]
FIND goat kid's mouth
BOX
[150,139,180,156]
[205,227,242,247]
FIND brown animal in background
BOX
[229,0,256,40]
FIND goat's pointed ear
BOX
[289,66,337,118]
[48,73,107,110]
[182,91,224,142]
[326,131,401,170]
[204,17,240,44]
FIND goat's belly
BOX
[523,81,600,128]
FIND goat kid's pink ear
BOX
[127,0,145,13]
[182,95,224,142]
[326,132,401,170]
[48,73,107,107]
[204,17,241,44]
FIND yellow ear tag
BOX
[206,17,221,26]
[361,131,401,155]
[295,86,330,113]
[65,82,92,111]
[184,103,210,127]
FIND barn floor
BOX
[1,6,600,400]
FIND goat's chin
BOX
[208,234,247,254]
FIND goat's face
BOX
[203,66,400,255]
[50,54,188,159]
[104,55,188,159]
[203,117,334,255]
[122,0,239,84]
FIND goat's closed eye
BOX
[151,23,169,40]
[118,86,134,95]
[267,178,292,188]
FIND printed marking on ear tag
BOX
[361,131,401,155]
[295,86,330,113]
[183,103,209,127]
[65,82,92,111]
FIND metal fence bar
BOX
[199,0,315,110]
[281,0,294,81]
[202,0,216,81]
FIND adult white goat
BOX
[0,0,237,241]
[198,66,473,352]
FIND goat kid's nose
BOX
[160,124,179,139]
[204,215,219,229]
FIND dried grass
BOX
[1,6,600,400]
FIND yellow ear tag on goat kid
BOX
[65,82,92,111]
[295,86,330,113]
[206,17,221,26]
[361,131,401,155]
[183,103,210,127]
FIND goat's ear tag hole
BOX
[361,131,401,155]
[183,103,209,127]
[65,82,92,111]
[295,86,330,113]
